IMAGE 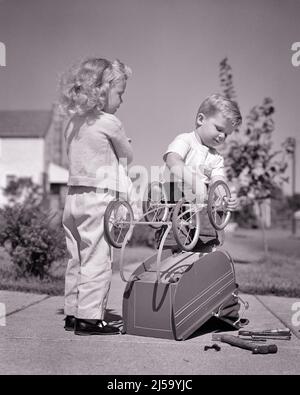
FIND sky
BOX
[0,0,299,193]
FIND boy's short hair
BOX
[196,94,242,128]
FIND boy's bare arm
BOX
[210,175,226,183]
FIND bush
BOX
[0,202,66,279]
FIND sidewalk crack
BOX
[5,295,52,318]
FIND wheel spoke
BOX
[172,199,201,251]
[115,217,126,243]
[116,227,122,243]
[143,182,168,228]
[183,228,193,245]
[152,208,159,222]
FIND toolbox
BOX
[122,249,238,340]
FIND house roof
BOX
[0,110,52,138]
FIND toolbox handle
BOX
[118,222,173,283]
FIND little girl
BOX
[59,57,133,335]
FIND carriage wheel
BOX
[207,180,231,231]
[142,182,169,228]
[172,199,201,251]
[104,200,134,248]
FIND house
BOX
[0,106,69,210]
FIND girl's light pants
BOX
[62,186,115,320]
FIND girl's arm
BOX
[108,128,133,164]
[101,115,133,164]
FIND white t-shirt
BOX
[163,131,225,184]
[162,131,225,201]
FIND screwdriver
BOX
[239,328,291,339]
[212,333,278,354]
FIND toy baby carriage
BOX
[104,180,249,340]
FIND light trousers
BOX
[62,186,115,320]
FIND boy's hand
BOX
[211,178,239,211]
[226,195,239,211]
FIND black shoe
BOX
[64,315,76,331]
[74,318,120,336]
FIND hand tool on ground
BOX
[204,343,221,351]
[240,335,290,341]
[238,328,291,340]
[212,333,278,354]
[239,328,291,335]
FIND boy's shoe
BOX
[74,318,120,336]
[64,315,76,331]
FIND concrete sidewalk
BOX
[1,264,299,375]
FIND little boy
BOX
[162,94,243,327]
[163,93,242,207]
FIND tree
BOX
[227,98,291,256]
[226,98,288,197]
[219,57,237,101]
[218,58,241,160]
[219,58,290,257]
[226,98,290,254]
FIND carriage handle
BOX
[155,222,173,283]
[119,223,135,282]
[118,221,173,283]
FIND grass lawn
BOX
[0,246,155,296]
[0,227,299,297]
[0,248,65,296]
[226,228,300,297]
[235,254,300,297]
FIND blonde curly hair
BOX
[58,58,131,116]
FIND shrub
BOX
[0,198,66,279]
